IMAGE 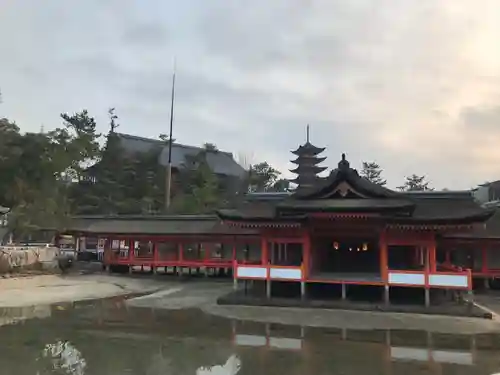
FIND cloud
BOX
[1,0,500,189]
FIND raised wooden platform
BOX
[309,272,383,285]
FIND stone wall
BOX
[0,246,60,274]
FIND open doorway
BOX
[311,237,381,281]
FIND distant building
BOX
[82,133,246,193]
[114,133,246,177]
[472,180,500,204]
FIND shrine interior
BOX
[310,237,381,281]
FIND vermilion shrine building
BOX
[61,140,500,306]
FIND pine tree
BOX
[398,174,433,191]
[361,161,386,186]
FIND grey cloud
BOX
[460,105,500,131]
[1,0,500,190]
[121,24,169,47]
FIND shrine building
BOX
[59,139,500,306]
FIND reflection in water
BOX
[146,348,172,375]
[0,298,500,374]
[0,305,51,327]
[196,354,241,375]
[42,341,87,375]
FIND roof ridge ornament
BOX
[338,153,350,171]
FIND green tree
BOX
[270,178,290,192]
[0,124,74,237]
[203,142,218,151]
[361,161,386,186]
[398,174,433,191]
[248,162,282,192]
[172,150,221,213]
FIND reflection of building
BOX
[0,205,10,245]
[42,341,86,375]
[57,138,500,306]
[0,305,51,327]
[232,323,475,367]
[197,354,241,375]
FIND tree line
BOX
[0,109,288,238]
[0,106,433,238]
[360,162,433,191]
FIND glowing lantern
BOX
[333,242,339,250]
[362,243,368,251]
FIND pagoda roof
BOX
[290,156,327,165]
[289,165,328,174]
[216,154,494,227]
[291,142,325,156]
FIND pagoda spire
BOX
[289,124,327,191]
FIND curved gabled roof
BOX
[216,154,494,226]
[292,153,402,200]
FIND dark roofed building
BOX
[56,136,500,304]
[115,133,246,178]
[217,153,492,227]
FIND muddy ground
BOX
[2,271,500,334]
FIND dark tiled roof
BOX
[293,154,401,199]
[115,133,246,178]
[395,196,493,224]
[444,208,500,239]
[216,155,493,225]
[217,195,493,224]
[61,215,257,236]
[277,198,415,213]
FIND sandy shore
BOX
[0,273,166,308]
[124,280,500,334]
[3,273,500,334]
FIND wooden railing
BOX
[388,268,472,290]
[234,261,304,282]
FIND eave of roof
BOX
[443,208,500,239]
[276,198,415,213]
[216,195,494,226]
[57,214,258,236]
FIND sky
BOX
[1,0,500,190]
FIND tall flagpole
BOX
[165,58,176,212]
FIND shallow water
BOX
[1,297,499,374]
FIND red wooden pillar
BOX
[261,236,268,266]
[203,242,210,263]
[481,244,488,274]
[445,249,451,265]
[303,232,311,279]
[428,238,437,273]
[128,239,133,261]
[153,241,159,263]
[129,239,135,262]
[379,230,388,282]
[379,230,390,305]
[152,241,159,273]
[178,243,184,262]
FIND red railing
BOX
[387,268,472,290]
[234,261,304,281]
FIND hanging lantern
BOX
[362,243,368,251]
[333,241,339,250]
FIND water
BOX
[1,297,500,374]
